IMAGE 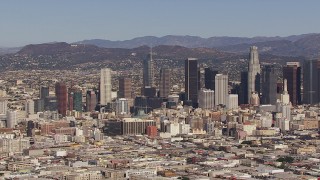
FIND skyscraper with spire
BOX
[281,79,290,105]
[143,47,154,88]
[248,46,261,100]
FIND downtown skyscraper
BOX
[143,51,154,88]
[55,82,67,117]
[247,46,261,100]
[159,68,170,98]
[118,77,132,99]
[261,65,277,105]
[204,68,218,90]
[185,58,199,107]
[100,68,112,106]
[303,59,320,105]
[215,74,228,106]
[283,62,301,105]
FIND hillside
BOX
[76,33,320,58]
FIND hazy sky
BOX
[0,0,319,47]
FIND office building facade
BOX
[185,58,199,107]
[303,59,320,105]
[100,68,112,105]
[204,68,218,90]
[261,65,277,105]
[55,82,67,117]
[248,46,261,99]
[118,77,132,99]
[215,74,228,106]
[283,62,301,105]
[159,68,170,98]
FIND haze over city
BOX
[0,0,320,46]
[1,1,320,180]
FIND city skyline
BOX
[1,0,320,46]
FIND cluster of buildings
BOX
[0,47,320,179]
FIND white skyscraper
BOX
[198,89,215,109]
[6,110,17,128]
[280,79,290,105]
[215,74,228,106]
[248,46,261,100]
[25,99,34,115]
[0,99,7,115]
[100,68,112,105]
[226,94,238,110]
[115,98,129,115]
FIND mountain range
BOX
[75,33,320,58]
[0,33,319,71]
[1,33,320,58]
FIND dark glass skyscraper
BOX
[73,91,82,112]
[303,59,320,105]
[159,68,170,98]
[283,62,301,105]
[86,90,97,112]
[185,58,198,107]
[261,65,277,105]
[119,77,132,99]
[40,86,49,99]
[55,82,67,117]
[143,52,154,88]
[204,68,218,90]
[239,71,248,104]
[68,91,74,111]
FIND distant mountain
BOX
[75,33,320,58]
[217,34,320,58]
[17,42,231,60]
[0,41,299,71]
[75,34,315,48]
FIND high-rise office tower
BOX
[226,94,238,110]
[204,68,218,90]
[281,79,290,105]
[185,58,199,107]
[73,91,82,112]
[25,99,35,115]
[159,68,170,98]
[143,51,154,88]
[0,99,7,115]
[100,68,112,105]
[198,89,215,109]
[34,99,44,113]
[239,71,249,104]
[283,62,301,105]
[86,90,97,112]
[261,65,277,105]
[68,92,74,111]
[115,98,129,115]
[215,74,228,106]
[118,77,132,99]
[27,120,35,137]
[303,59,320,105]
[40,86,49,99]
[248,46,261,100]
[6,110,17,128]
[55,82,67,117]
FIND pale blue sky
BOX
[0,0,319,47]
